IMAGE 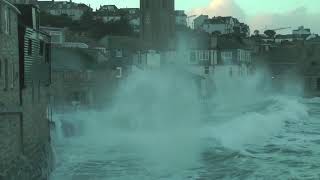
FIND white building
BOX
[187,35,253,78]
[195,16,250,36]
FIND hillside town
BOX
[1,0,320,179]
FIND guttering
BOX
[0,0,21,14]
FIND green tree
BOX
[264,30,276,38]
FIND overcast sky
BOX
[44,0,320,33]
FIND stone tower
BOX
[140,0,175,50]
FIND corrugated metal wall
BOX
[23,27,50,86]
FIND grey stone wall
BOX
[0,2,53,179]
[0,2,20,107]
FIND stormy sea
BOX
[49,69,320,180]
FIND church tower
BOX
[140,0,175,50]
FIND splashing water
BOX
[50,67,319,180]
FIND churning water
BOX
[50,68,320,180]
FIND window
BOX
[38,81,40,102]
[4,59,8,90]
[221,51,233,65]
[204,66,209,75]
[4,6,10,34]
[45,44,50,63]
[10,63,14,89]
[116,67,122,78]
[205,51,209,60]
[190,52,196,63]
[32,81,34,103]
[28,39,32,56]
[39,41,44,56]
[115,49,123,58]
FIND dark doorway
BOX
[317,78,320,91]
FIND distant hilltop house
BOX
[93,6,141,33]
[94,5,121,23]
[9,0,37,4]
[38,0,92,21]
[252,26,316,45]
[194,15,250,37]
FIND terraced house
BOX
[0,1,53,179]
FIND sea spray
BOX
[50,66,310,179]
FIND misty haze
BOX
[1,0,320,180]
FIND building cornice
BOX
[0,0,21,14]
